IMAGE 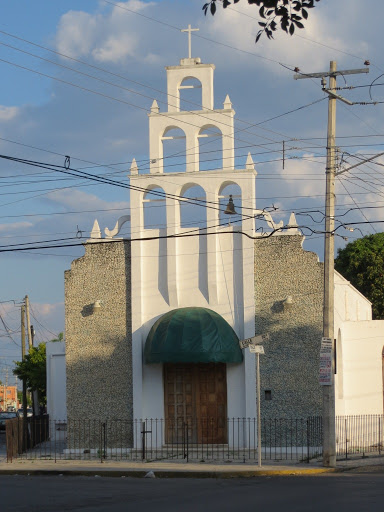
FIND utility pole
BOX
[21,305,28,422]
[25,295,32,350]
[25,296,39,415]
[294,61,369,467]
[5,368,8,411]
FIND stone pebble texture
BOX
[65,240,133,447]
[254,234,324,420]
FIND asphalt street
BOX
[1,473,384,512]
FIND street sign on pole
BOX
[249,345,265,354]
[239,333,269,349]
[238,334,268,467]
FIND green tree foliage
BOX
[13,333,64,406]
[51,332,64,342]
[13,343,47,405]
[17,390,31,406]
[335,233,384,320]
[203,0,320,42]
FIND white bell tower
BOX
[128,30,257,426]
[148,28,235,175]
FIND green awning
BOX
[144,307,243,364]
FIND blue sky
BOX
[1,0,384,377]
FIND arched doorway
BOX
[144,307,242,443]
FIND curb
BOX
[0,467,341,478]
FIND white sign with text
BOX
[239,333,270,349]
[319,337,333,386]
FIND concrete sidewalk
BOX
[0,460,337,478]
[0,448,383,478]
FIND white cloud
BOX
[43,189,130,211]
[92,33,138,63]
[205,1,371,73]
[55,10,100,58]
[55,1,157,64]
[257,151,325,199]
[0,106,19,121]
[0,221,33,233]
[35,302,62,316]
[29,302,65,341]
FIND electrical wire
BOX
[29,304,60,340]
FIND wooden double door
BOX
[164,362,227,444]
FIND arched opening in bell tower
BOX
[179,184,207,229]
[162,126,187,173]
[198,125,223,172]
[218,182,242,227]
[179,76,203,111]
[143,185,167,230]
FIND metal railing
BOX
[5,416,323,463]
[336,415,384,459]
[5,415,384,463]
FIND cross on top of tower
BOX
[181,24,199,59]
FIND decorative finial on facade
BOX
[105,215,131,239]
[246,152,256,171]
[150,99,159,114]
[130,158,139,175]
[286,212,299,234]
[90,219,101,241]
[223,94,232,109]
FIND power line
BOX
[224,1,374,67]
[101,0,298,68]
[0,152,329,219]
[0,29,326,155]
[0,51,330,166]
[0,26,334,166]
[29,304,59,340]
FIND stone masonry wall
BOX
[254,235,324,419]
[65,240,132,429]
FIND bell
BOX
[224,195,237,215]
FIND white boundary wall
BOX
[336,321,384,416]
[46,341,67,421]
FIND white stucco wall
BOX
[130,171,257,422]
[46,341,67,421]
[334,271,384,416]
[334,271,372,324]
[335,321,384,416]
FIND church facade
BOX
[64,42,384,448]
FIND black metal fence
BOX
[336,415,384,459]
[5,416,321,463]
[4,415,383,463]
